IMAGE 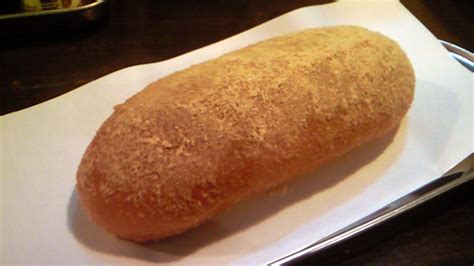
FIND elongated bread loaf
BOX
[77,26,415,242]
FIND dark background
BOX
[1,0,473,265]
[1,0,473,115]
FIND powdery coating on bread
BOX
[77,26,415,241]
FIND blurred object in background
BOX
[0,0,108,48]
[22,0,83,12]
[0,0,103,18]
[0,0,97,14]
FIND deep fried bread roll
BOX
[77,26,415,242]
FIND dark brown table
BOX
[1,1,473,265]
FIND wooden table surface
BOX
[1,0,473,265]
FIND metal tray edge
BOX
[271,153,473,265]
[271,42,473,263]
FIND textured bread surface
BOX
[76,26,415,241]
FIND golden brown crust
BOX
[76,26,415,241]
